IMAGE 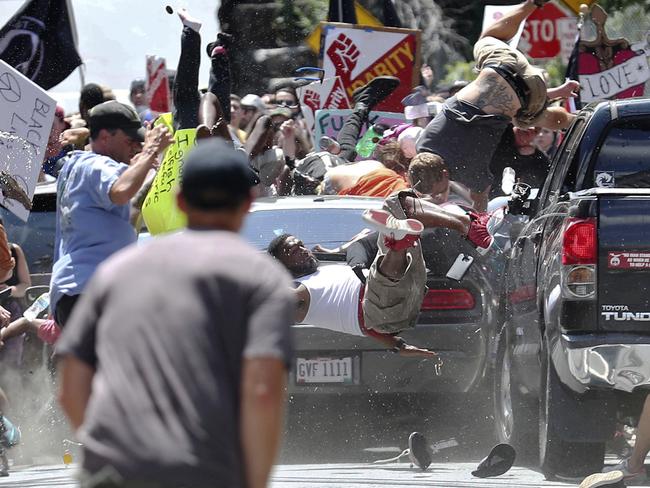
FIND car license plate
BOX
[295,357,354,384]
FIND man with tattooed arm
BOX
[416,0,580,211]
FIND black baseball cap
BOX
[181,139,260,210]
[88,100,146,142]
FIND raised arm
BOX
[546,79,580,101]
[109,125,173,206]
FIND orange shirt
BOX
[338,168,408,198]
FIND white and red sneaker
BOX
[467,211,495,255]
[362,209,423,250]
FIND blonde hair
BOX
[408,153,447,193]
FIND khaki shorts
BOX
[473,36,547,124]
[362,191,427,334]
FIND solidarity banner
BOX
[320,23,421,113]
[297,76,351,132]
[141,113,194,235]
[314,109,404,160]
[0,59,55,221]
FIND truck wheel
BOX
[493,326,538,462]
[539,341,605,479]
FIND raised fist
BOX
[303,89,321,112]
[327,33,360,81]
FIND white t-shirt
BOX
[296,265,364,337]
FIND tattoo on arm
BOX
[474,75,516,113]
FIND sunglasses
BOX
[274,100,299,109]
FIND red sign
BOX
[521,3,575,59]
[608,252,650,270]
[321,24,421,113]
[146,56,170,114]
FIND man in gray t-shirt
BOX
[57,140,294,488]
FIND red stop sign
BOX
[520,3,575,59]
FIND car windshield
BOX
[593,118,650,188]
[242,208,368,251]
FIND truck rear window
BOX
[593,118,650,188]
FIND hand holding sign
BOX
[141,123,174,163]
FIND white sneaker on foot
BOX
[362,209,423,241]
[177,8,202,33]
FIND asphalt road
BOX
[0,395,643,487]
[0,460,647,487]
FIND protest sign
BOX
[314,109,404,160]
[320,23,421,113]
[519,3,577,62]
[577,5,648,102]
[297,76,350,132]
[146,55,171,114]
[141,113,194,235]
[0,59,55,221]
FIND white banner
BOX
[580,53,650,102]
[0,60,55,221]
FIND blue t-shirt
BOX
[50,151,136,315]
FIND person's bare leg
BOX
[471,190,489,213]
[199,92,223,127]
[480,0,537,42]
[377,248,408,281]
[628,395,650,472]
[400,195,470,235]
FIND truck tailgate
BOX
[599,195,650,331]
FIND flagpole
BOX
[65,0,85,88]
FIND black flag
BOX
[382,0,402,28]
[0,0,82,90]
[564,32,582,113]
[328,0,357,24]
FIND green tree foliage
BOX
[599,0,650,13]
[440,60,477,85]
[274,0,328,45]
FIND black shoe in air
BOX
[471,443,516,478]
[408,432,432,470]
[351,76,400,111]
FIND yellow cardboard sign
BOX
[306,2,382,53]
[560,0,596,15]
[141,114,195,235]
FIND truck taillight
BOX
[561,218,597,299]
[421,289,475,310]
[562,218,597,265]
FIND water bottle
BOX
[355,125,384,158]
[23,292,49,321]
[501,167,516,195]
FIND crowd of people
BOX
[0,0,643,487]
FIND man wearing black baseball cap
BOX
[50,100,173,329]
[58,138,293,488]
